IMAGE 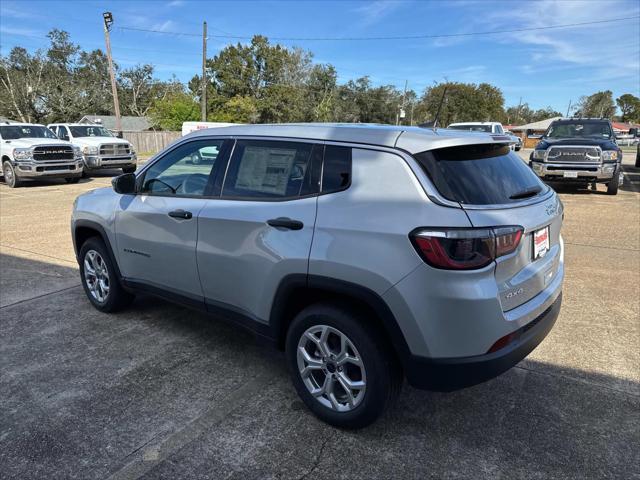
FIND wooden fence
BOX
[122,131,181,154]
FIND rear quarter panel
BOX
[309,147,472,294]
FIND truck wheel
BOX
[191,152,202,165]
[65,177,80,184]
[2,161,21,188]
[606,167,621,195]
[79,237,134,313]
[122,166,136,174]
[286,303,401,429]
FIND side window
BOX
[222,140,313,199]
[322,145,352,193]
[58,126,70,141]
[140,139,225,197]
[495,125,504,134]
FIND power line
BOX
[118,15,640,41]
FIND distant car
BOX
[447,121,506,135]
[529,118,623,195]
[505,130,523,151]
[1,122,83,187]
[48,123,137,176]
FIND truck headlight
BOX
[13,148,32,161]
[73,146,83,159]
[601,150,618,161]
[83,146,99,155]
[532,149,546,160]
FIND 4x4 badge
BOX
[545,202,557,216]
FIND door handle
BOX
[168,209,193,220]
[267,217,304,230]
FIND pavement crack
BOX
[297,436,329,480]
[0,284,80,309]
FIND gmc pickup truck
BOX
[1,123,83,188]
[529,118,623,195]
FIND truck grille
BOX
[99,144,131,156]
[546,146,601,163]
[32,145,74,161]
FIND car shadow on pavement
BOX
[1,252,638,479]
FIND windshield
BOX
[0,125,58,140]
[545,122,612,139]
[69,125,113,138]
[448,124,492,133]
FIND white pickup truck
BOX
[48,123,137,175]
[1,122,83,188]
[447,122,519,150]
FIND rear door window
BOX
[222,140,314,199]
[414,144,547,205]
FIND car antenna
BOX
[432,85,448,130]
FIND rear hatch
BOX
[414,143,563,311]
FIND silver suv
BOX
[71,124,564,428]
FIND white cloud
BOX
[167,0,186,6]
[354,0,406,27]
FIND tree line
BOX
[1,30,638,130]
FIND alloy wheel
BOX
[84,250,110,303]
[297,325,366,412]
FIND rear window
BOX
[414,144,546,205]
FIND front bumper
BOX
[531,161,617,182]
[405,292,562,391]
[14,160,84,179]
[83,154,137,170]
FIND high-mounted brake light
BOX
[410,226,524,270]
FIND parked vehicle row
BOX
[72,123,564,428]
[1,121,136,188]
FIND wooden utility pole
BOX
[566,99,572,117]
[396,79,408,125]
[102,12,122,135]
[201,21,207,121]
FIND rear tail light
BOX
[410,226,523,270]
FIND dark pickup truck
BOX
[529,118,623,195]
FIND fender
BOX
[73,219,124,282]
[270,274,414,372]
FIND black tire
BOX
[79,237,134,313]
[606,166,620,195]
[635,145,639,168]
[122,166,136,174]
[285,303,401,429]
[2,161,22,188]
[65,177,80,184]
[191,152,202,165]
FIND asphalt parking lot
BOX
[1,151,639,479]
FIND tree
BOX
[616,94,640,122]
[575,91,616,118]
[414,82,505,126]
[0,47,47,122]
[148,91,199,130]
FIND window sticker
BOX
[235,146,297,195]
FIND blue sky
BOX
[1,0,639,112]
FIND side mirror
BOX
[112,173,137,194]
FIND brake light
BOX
[410,226,524,270]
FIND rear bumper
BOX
[405,292,561,391]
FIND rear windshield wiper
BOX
[509,186,541,200]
